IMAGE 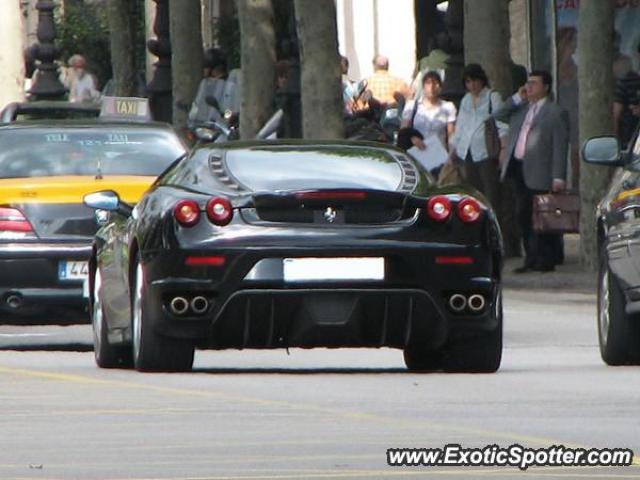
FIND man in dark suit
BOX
[494,70,570,273]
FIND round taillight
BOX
[174,200,201,227]
[457,197,482,223]
[206,197,233,226]
[426,195,452,222]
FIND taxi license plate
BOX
[58,261,89,281]
[283,257,384,282]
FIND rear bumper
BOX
[0,242,91,311]
[148,277,499,350]
[0,242,92,258]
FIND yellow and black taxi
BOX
[0,101,186,319]
[583,128,640,366]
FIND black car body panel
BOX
[89,140,504,371]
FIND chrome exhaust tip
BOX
[468,294,486,312]
[190,296,209,315]
[448,294,467,313]
[5,293,23,310]
[169,297,189,315]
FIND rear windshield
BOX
[0,128,185,179]
[223,146,403,191]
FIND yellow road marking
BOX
[0,365,637,469]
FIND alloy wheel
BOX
[599,269,610,347]
[92,268,104,353]
[133,262,144,364]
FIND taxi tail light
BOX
[426,195,452,222]
[457,197,482,223]
[0,207,35,234]
[206,197,233,226]
[174,200,201,227]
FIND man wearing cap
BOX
[67,54,100,104]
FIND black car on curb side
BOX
[85,140,504,372]
[583,128,640,365]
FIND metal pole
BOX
[28,0,66,101]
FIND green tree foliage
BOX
[56,2,111,89]
[56,0,146,92]
[214,10,240,69]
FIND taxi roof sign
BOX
[100,97,151,121]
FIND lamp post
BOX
[28,0,66,101]
[146,0,172,122]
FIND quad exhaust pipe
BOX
[448,294,467,313]
[5,293,23,310]
[468,294,486,312]
[190,296,209,314]
[169,296,209,316]
[447,293,486,314]
[169,297,189,315]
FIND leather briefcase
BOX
[532,193,580,234]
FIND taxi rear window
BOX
[0,129,185,179]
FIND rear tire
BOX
[443,290,502,373]
[404,291,503,373]
[131,256,194,372]
[92,267,132,368]
[403,348,442,372]
[598,253,640,365]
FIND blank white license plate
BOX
[58,261,89,281]
[283,257,384,282]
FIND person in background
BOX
[400,71,456,177]
[341,56,358,115]
[67,54,99,103]
[494,71,569,273]
[366,54,410,108]
[188,48,229,126]
[451,64,507,208]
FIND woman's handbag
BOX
[485,91,501,160]
[396,100,421,151]
[437,159,463,186]
[532,192,580,234]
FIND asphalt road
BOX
[0,288,639,479]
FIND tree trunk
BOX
[0,1,25,108]
[463,0,511,97]
[169,0,203,136]
[237,0,276,140]
[294,0,344,139]
[107,0,138,97]
[464,0,520,257]
[578,1,615,270]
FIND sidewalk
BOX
[502,234,597,294]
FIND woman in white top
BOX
[451,64,508,206]
[400,71,456,176]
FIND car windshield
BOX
[222,146,404,191]
[0,128,186,179]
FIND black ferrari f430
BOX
[85,141,504,372]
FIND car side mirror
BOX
[84,190,132,217]
[582,136,624,166]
